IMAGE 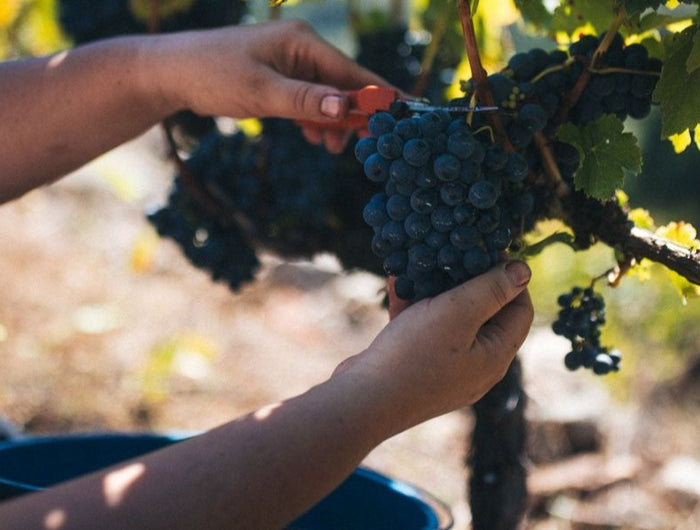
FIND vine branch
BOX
[610,227,700,286]
[456,0,511,148]
[566,195,700,286]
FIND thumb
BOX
[262,75,349,122]
[432,260,532,327]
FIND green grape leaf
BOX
[620,0,665,18]
[656,221,700,301]
[688,25,700,73]
[652,25,700,138]
[557,115,642,200]
[513,0,552,27]
[551,0,616,35]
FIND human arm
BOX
[0,20,386,204]
[0,261,533,529]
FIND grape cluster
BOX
[147,131,261,290]
[356,109,538,302]
[453,32,661,198]
[59,0,246,44]
[552,286,621,375]
[498,32,662,127]
[569,33,662,124]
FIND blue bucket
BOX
[0,433,452,529]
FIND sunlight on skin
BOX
[102,462,146,508]
[44,508,66,529]
[254,402,282,421]
[47,50,69,69]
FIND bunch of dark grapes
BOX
[498,33,661,128]
[59,0,247,44]
[148,119,381,291]
[147,130,261,290]
[356,109,538,302]
[568,33,662,124]
[552,286,621,375]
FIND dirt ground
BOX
[1,130,698,529]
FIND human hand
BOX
[147,20,388,152]
[334,261,533,435]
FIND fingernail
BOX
[320,95,344,119]
[504,260,531,287]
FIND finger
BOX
[301,126,324,146]
[429,260,532,327]
[322,129,352,154]
[292,26,390,90]
[259,73,350,123]
[387,276,412,320]
[474,289,534,362]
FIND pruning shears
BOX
[295,85,498,131]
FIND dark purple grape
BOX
[431,205,456,232]
[363,153,391,183]
[362,194,389,227]
[447,131,476,159]
[377,132,404,159]
[354,137,377,163]
[368,112,396,137]
[468,180,500,209]
[386,194,411,221]
[404,212,432,240]
[408,243,437,273]
[403,138,432,167]
[433,153,461,182]
[390,158,416,185]
[410,188,438,214]
[462,246,491,275]
[449,225,481,250]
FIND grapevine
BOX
[51,1,700,529]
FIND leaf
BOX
[621,0,665,18]
[628,207,655,230]
[657,220,699,249]
[556,115,642,200]
[513,0,553,27]
[655,221,700,301]
[669,128,692,152]
[551,0,616,35]
[652,25,700,138]
[688,25,700,73]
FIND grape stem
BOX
[551,10,625,128]
[533,131,569,198]
[588,66,661,77]
[456,0,512,149]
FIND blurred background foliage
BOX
[1,0,699,402]
[0,0,67,58]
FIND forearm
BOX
[0,36,175,204]
[0,364,401,530]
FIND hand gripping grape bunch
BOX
[355,31,663,375]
